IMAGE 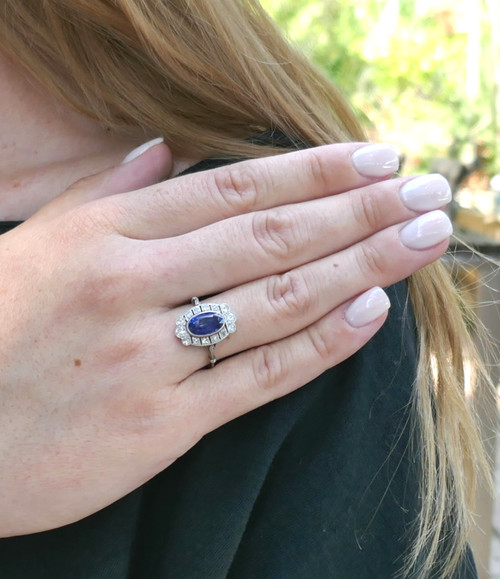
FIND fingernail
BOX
[345,287,391,328]
[400,174,451,212]
[399,210,453,250]
[121,137,164,164]
[351,144,399,178]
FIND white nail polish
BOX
[400,174,451,212]
[345,287,391,328]
[121,137,164,164]
[351,144,400,178]
[399,210,453,250]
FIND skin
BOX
[0,54,451,537]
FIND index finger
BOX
[105,142,399,239]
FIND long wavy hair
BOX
[0,1,492,576]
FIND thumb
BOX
[31,138,173,223]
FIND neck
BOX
[0,54,188,220]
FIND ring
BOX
[175,297,237,367]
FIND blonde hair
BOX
[0,1,492,576]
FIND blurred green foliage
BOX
[262,0,500,174]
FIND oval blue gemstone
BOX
[188,312,224,337]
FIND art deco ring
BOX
[175,297,237,367]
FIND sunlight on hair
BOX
[430,353,475,398]
[464,357,477,399]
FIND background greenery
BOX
[262,0,500,176]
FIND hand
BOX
[0,142,451,536]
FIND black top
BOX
[0,150,477,578]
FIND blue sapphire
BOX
[188,312,224,337]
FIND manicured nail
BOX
[399,210,453,250]
[400,174,451,212]
[351,144,399,178]
[121,137,164,164]
[345,287,391,328]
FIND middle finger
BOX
[141,174,451,306]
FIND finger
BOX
[141,174,451,305]
[181,287,390,434]
[167,210,451,376]
[104,142,400,239]
[30,139,173,223]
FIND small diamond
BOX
[192,338,200,345]
[202,337,211,345]
[220,304,230,314]
[185,310,194,320]
[176,317,185,326]
[193,306,201,314]
[227,323,236,333]
[175,327,188,339]
[219,328,228,339]
[201,304,211,312]
[211,335,219,344]
[182,339,191,346]
[226,313,236,323]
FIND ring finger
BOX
[167,209,452,376]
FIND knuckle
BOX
[110,387,169,437]
[98,333,146,368]
[305,148,331,192]
[267,270,312,318]
[355,243,387,278]
[307,325,335,360]
[76,258,138,311]
[128,390,170,436]
[252,344,287,392]
[251,208,299,258]
[211,165,259,215]
[77,272,117,310]
[140,243,182,283]
[352,189,382,232]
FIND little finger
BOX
[181,287,390,433]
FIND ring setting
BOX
[175,297,237,366]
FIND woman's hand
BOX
[0,142,451,536]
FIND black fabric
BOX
[0,153,477,578]
[0,221,22,235]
